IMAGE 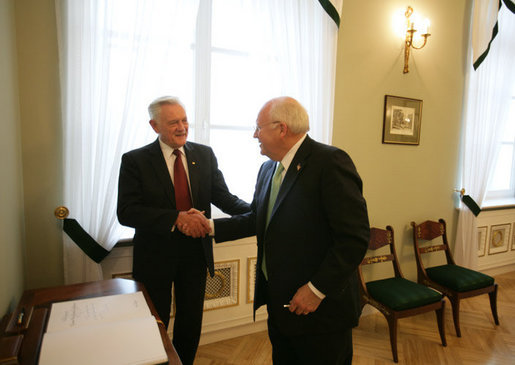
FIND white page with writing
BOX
[46,291,151,333]
[38,315,168,365]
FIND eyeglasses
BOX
[254,121,280,133]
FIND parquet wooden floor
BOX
[195,271,515,364]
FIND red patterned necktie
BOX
[173,149,192,211]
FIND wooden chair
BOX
[358,226,446,362]
[410,219,499,337]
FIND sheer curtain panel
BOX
[55,0,197,283]
[455,6,515,267]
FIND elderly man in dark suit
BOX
[117,96,250,365]
[213,96,369,364]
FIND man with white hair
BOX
[117,96,250,365]
[213,96,369,364]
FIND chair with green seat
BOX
[410,218,499,337]
[358,226,446,363]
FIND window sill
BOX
[481,197,515,211]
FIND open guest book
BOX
[38,291,168,365]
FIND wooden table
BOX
[1,279,181,365]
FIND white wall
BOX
[14,0,63,289]
[334,0,470,281]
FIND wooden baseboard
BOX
[482,262,515,276]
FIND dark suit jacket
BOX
[117,139,250,280]
[214,135,369,335]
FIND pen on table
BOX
[17,307,25,325]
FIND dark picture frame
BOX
[382,95,423,145]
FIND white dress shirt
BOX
[158,139,191,188]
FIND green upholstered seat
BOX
[411,219,499,339]
[367,277,443,311]
[361,226,447,362]
[426,264,495,292]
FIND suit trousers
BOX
[267,317,353,365]
[264,280,353,365]
[140,237,207,365]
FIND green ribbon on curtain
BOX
[502,0,515,14]
[473,21,499,70]
[318,0,340,27]
[63,218,110,263]
[462,195,481,217]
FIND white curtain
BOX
[471,0,500,69]
[55,0,342,283]
[264,0,341,144]
[55,0,197,283]
[455,6,515,267]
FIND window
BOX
[467,4,515,206]
[486,96,515,201]
[56,0,340,257]
[93,0,334,205]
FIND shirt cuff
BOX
[308,281,326,300]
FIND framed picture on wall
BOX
[382,95,423,145]
[488,223,511,255]
[203,259,240,311]
[477,226,487,257]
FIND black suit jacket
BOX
[117,139,250,280]
[214,135,369,335]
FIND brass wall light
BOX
[403,6,431,73]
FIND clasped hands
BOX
[176,208,211,238]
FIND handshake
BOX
[176,208,212,238]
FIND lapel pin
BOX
[297,163,301,171]
[191,161,196,165]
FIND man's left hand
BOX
[288,283,322,316]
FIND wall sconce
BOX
[403,6,431,74]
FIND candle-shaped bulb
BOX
[424,19,431,34]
